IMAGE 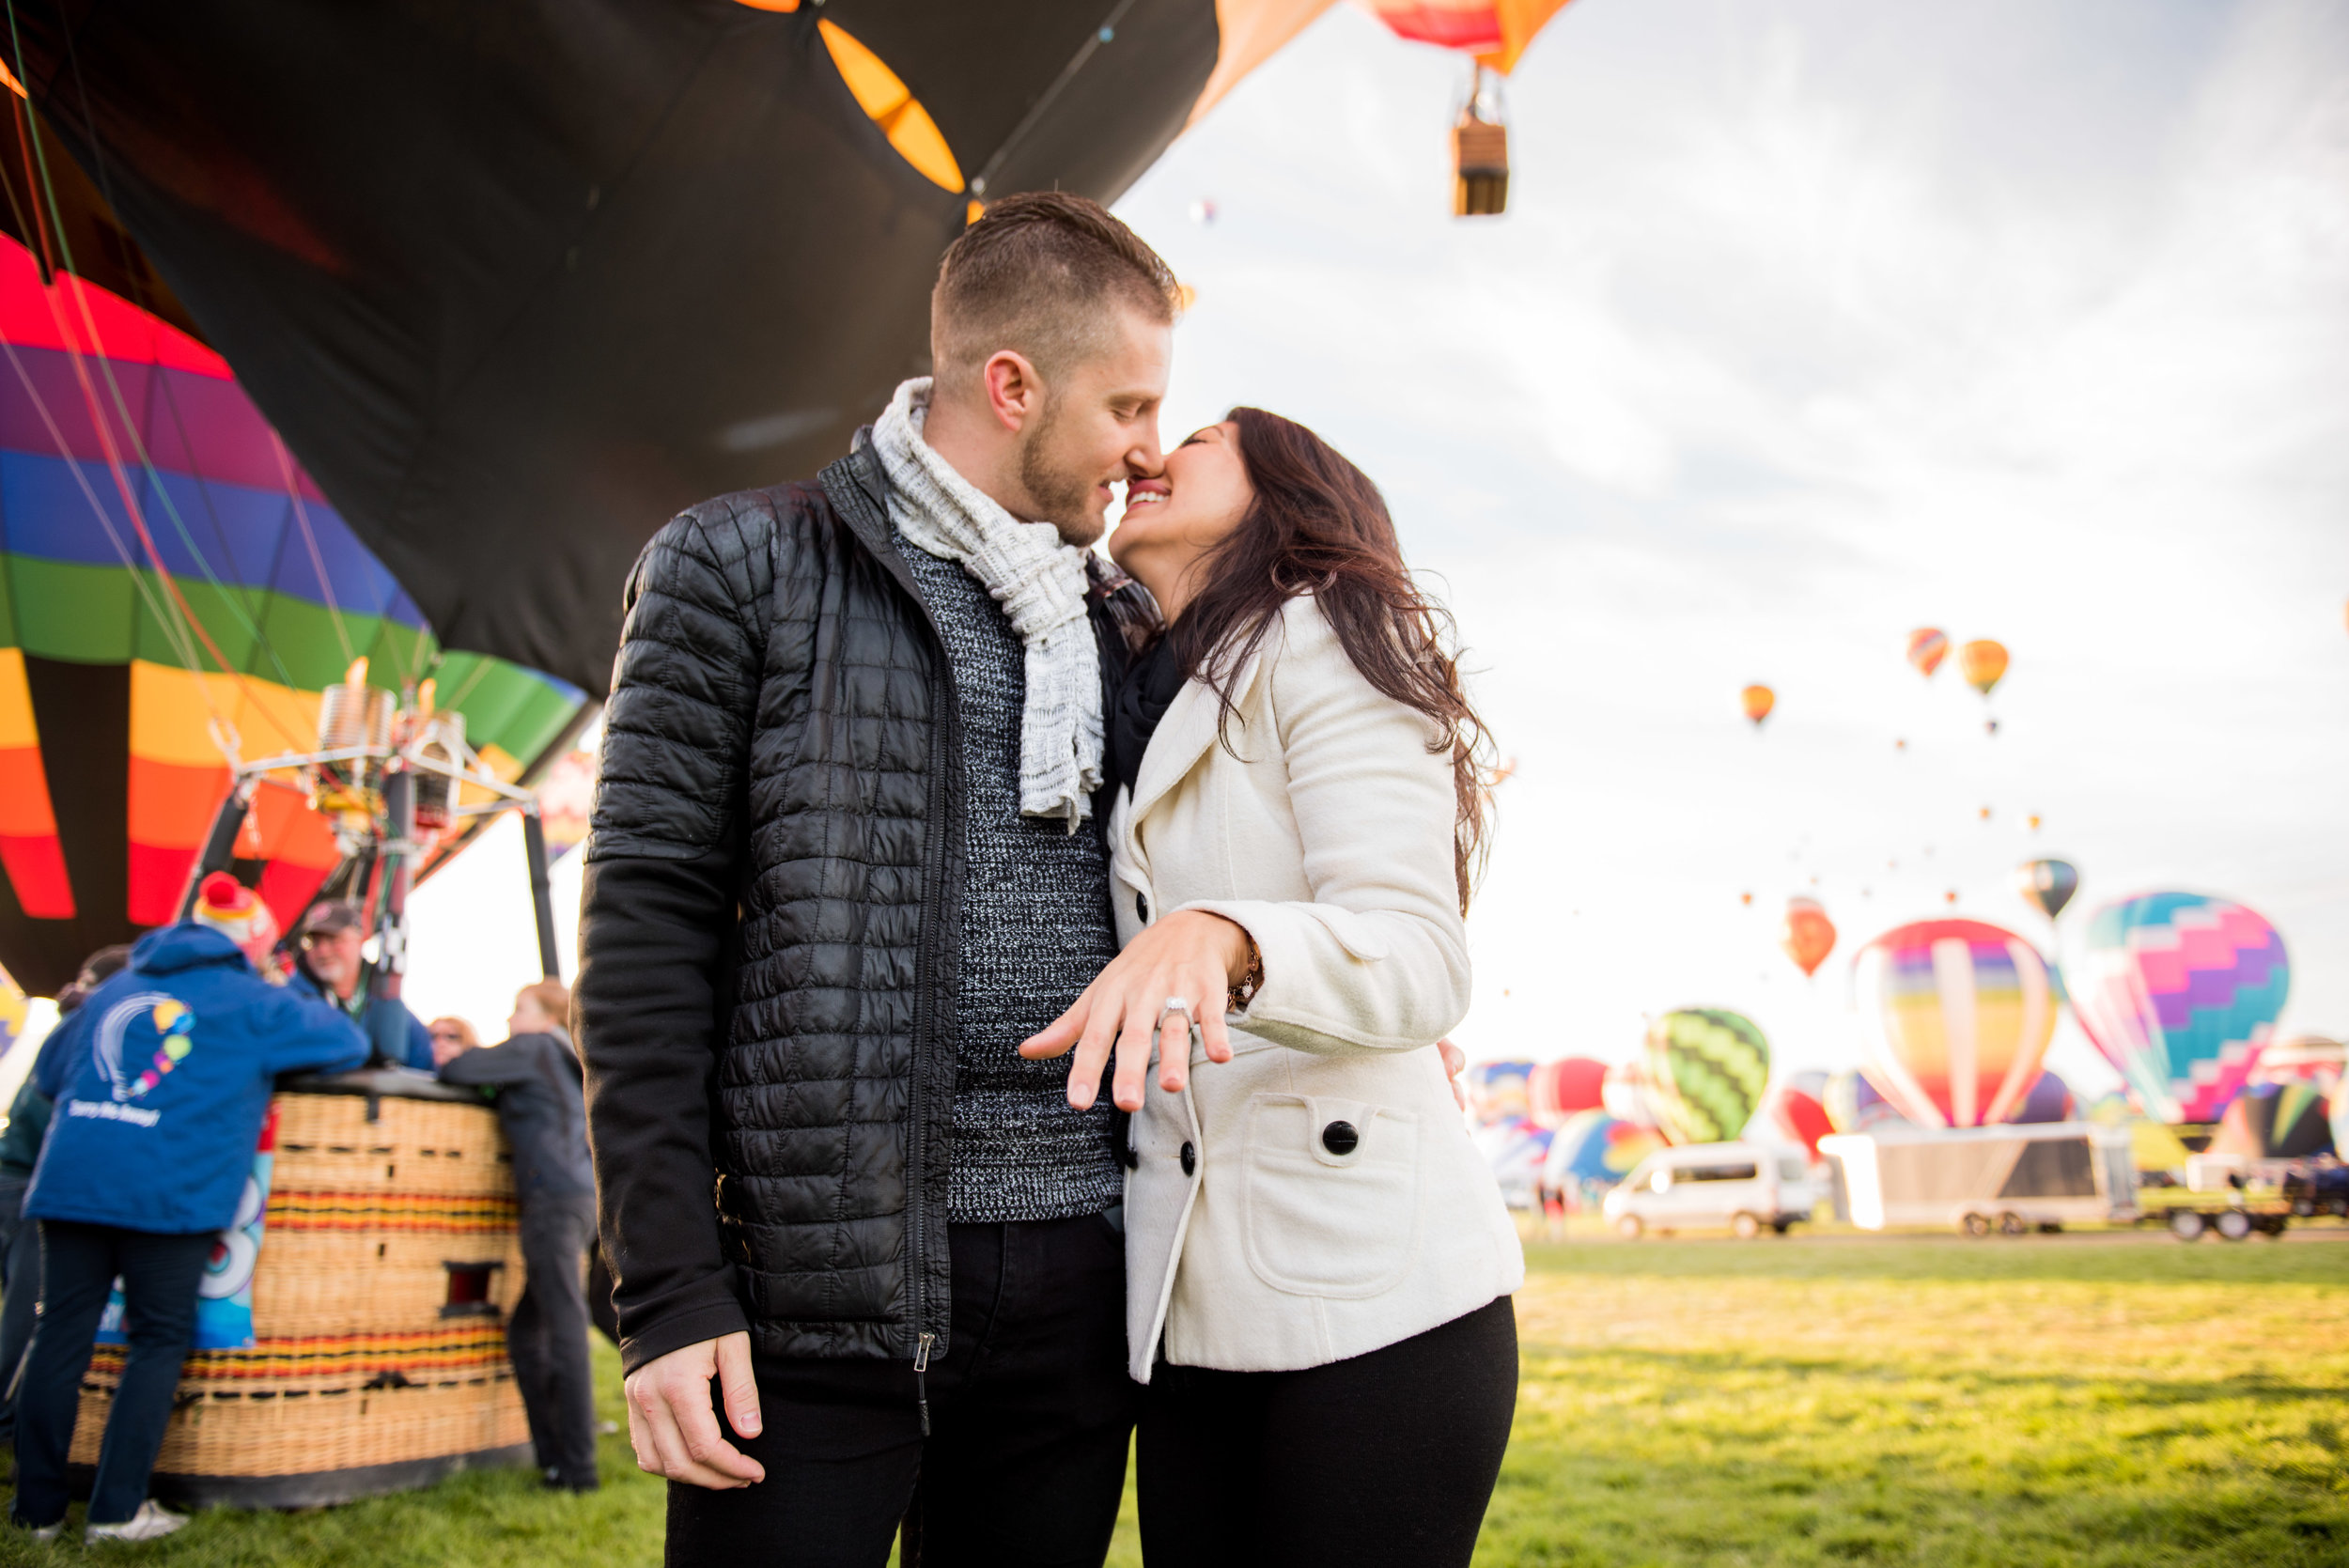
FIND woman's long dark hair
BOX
[1164,408,1495,911]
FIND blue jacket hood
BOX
[128,923,250,977]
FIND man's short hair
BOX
[516,978,571,1026]
[932,192,1180,394]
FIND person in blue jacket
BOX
[8,877,367,1545]
[283,900,433,1070]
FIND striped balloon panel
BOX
[0,237,585,965]
[1851,920,2054,1129]
[1642,1009,1769,1146]
[2073,893,2289,1124]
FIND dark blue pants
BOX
[10,1221,214,1528]
[512,1197,599,1487]
[0,1173,38,1443]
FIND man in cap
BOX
[285,902,434,1070]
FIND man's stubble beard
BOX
[1017,393,1107,549]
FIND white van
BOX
[1603,1142,1818,1239]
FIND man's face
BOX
[1016,303,1171,547]
[303,926,365,998]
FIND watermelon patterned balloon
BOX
[2070,893,2289,1125]
[1641,1010,1770,1145]
[1851,920,2057,1128]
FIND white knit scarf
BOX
[872,378,1103,828]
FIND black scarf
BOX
[1104,635,1186,798]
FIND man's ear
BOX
[982,350,1043,433]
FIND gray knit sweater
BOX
[894,526,1126,1224]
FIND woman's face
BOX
[1107,421,1252,609]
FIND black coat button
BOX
[1179,1141,1196,1176]
[1136,892,1149,923]
[1321,1121,1360,1156]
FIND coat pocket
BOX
[1239,1094,1421,1299]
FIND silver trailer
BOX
[1820,1123,2140,1236]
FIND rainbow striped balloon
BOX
[2070,893,2288,1125]
[1851,919,2056,1128]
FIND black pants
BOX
[1138,1295,1519,1568]
[11,1221,215,1528]
[513,1196,599,1488]
[665,1212,1135,1568]
[0,1173,37,1444]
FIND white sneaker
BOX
[86,1500,188,1544]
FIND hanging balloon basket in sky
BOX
[1356,0,1577,215]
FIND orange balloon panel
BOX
[1958,639,2008,696]
[1740,684,1775,726]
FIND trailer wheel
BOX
[1772,1219,1792,1235]
[1961,1212,1993,1237]
[1616,1216,1644,1240]
[2213,1209,2254,1242]
[2037,1222,2063,1234]
[2169,1209,2206,1241]
[1732,1213,1762,1240]
[1998,1212,2029,1236]
[2257,1215,2289,1237]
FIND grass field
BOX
[0,1231,2341,1565]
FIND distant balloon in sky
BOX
[1781,898,1836,978]
[2071,893,2289,1125]
[1852,919,2058,1128]
[1979,806,1992,821]
[1958,640,2008,696]
[1740,892,1754,907]
[1944,891,1959,905]
[1642,1009,1770,1146]
[1894,737,1907,752]
[2028,814,2043,831]
[2015,859,2080,922]
[1906,628,1949,677]
[1189,197,1218,225]
[1741,684,1775,727]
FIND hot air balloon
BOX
[1781,897,1835,978]
[1466,1060,1536,1126]
[1356,0,1577,214]
[1741,685,1775,728]
[1851,919,2057,1128]
[2007,1070,2075,1125]
[0,239,587,994]
[1768,1069,1832,1158]
[1601,1056,1662,1127]
[1527,1056,1608,1126]
[1906,628,1948,677]
[1541,1109,1666,1192]
[1958,640,2007,696]
[1824,1067,1906,1134]
[0,962,27,1058]
[2015,859,2079,922]
[1471,1115,1553,1209]
[2071,893,2289,1125]
[2209,1082,2333,1161]
[1641,1010,1769,1146]
[2257,1034,2343,1092]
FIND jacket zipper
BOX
[905,528,960,1434]
[913,1331,935,1436]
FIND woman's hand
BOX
[1020,909,1251,1111]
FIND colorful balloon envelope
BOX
[1768,1069,1832,1158]
[1781,897,1836,978]
[1740,684,1774,727]
[2015,859,2080,921]
[2210,1081,2333,1160]
[2007,1070,2076,1125]
[1542,1109,1666,1188]
[1823,1067,1906,1134]
[1906,628,1948,677]
[1851,919,2057,1128]
[2070,893,2289,1125]
[1601,1056,1663,1127]
[1527,1056,1609,1126]
[1641,1009,1770,1146]
[1957,640,2008,696]
[1465,1060,1535,1126]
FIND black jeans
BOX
[0,1174,36,1444]
[665,1212,1135,1568]
[10,1221,215,1527]
[1138,1295,1519,1568]
[513,1196,599,1487]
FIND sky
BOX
[411,0,2349,1100]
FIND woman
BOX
[1020,410,1520,1567]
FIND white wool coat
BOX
[1112,595,1523,1383]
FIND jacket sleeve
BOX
[578,508,771,1374]
[261,989,371,1076]
[389,1001,434,1071]
[1177,600,1472,1057]
[439,1033,552,1088]
[33,1004,95,1099]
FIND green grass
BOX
[1,1234,2342,1565]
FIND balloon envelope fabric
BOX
[1824,1067,1906,1134]
[2008,1070,2076,1125]
[1542,1109,1666,1189]
[2070,893,2289,1125]
[1641,1009,1770,1146]
[2209,1081,2332,1161]
[1851,920,2057,1129]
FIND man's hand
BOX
[624,1331,766,1489]
[1439,1037,1468,1112]
[1020,909,1248,1111]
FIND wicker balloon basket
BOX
[65,1073,537,1508]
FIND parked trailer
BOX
[1819,1123,2139,1236]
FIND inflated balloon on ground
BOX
[1527,1057,1609,1126]
[1769,1070,1833,1157]
[1642,1010,1770,1146]
[2070,893,2289,1124]
[2008,1070,2076,1125]
[1824,1067,1906,1133]
[1466,1060,1536,1126]
[2210,1082,2333,1160]
[1851,919,2057,1128]
[1542,1110,1666,1190]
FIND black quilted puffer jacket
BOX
[577,441,1026,1376]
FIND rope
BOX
[271,428,355,665]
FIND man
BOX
[9,875,366,1544]
[439,978,599,1493]
[286,901,434,1070]
[579,193,1247,1565]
